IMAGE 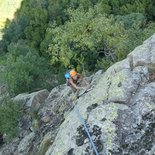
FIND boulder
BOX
[14,89,49,111]
[128,33,155,68]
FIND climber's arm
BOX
[68,78,81,90]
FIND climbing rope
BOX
[74,105,99,155]
[67,85,107,155]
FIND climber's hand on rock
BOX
[82,86,88,92]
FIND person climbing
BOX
[65,69,90,97]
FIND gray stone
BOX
[17,132,35,155]
[38,132,55,155]
[128,33,155,68]
[14,89,49,111]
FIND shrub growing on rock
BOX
[0,96,22,141]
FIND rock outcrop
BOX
[1,34,155,155]
[45,34,155,155]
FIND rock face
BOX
[1,34,155,155]
[45,34,155,155]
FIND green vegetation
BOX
[0,0,155,95]
[4,41,52,95]
[0,96,22,141]
[0,0,23,39]
[46,7,155,71]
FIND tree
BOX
[0,14,29,53]
[47,6,129,71]
[4,41,51,95]
[24,7,48,50]
[0,96,22,141]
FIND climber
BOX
[65,69,90,95]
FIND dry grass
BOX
[0,0,23,40]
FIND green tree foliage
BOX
[46,7,128,70]
[1,0,155,94]
[3,15,29,42]
[0,14,29,54]
[47,0,98,25]
[90,0,155,20]
[0,0,49,54]
[48,0,68,25]
[24,7,48,49]
[116,12,155,53]
[0,96,22,141]
[116,13,146,29]
[4,41,51,95]
[46,4,155,71]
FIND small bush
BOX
[4,41,52,95]
[0,96,22,141]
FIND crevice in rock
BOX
[112,101,127,104]
[129,68,150,106]
[67,148,74,155]
[106,80,112,101]
[86,103,98,113]
[0,133,4,146]
[149,73,155,82]
[149,70,155,82]
[100,118,107,122]
[128,55,134,71]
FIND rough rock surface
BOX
[1,34,155,155]
[17,132,35,155]
[14,89,49,110]
[45,34,155,155]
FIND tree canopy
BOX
[0,0,155,94]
